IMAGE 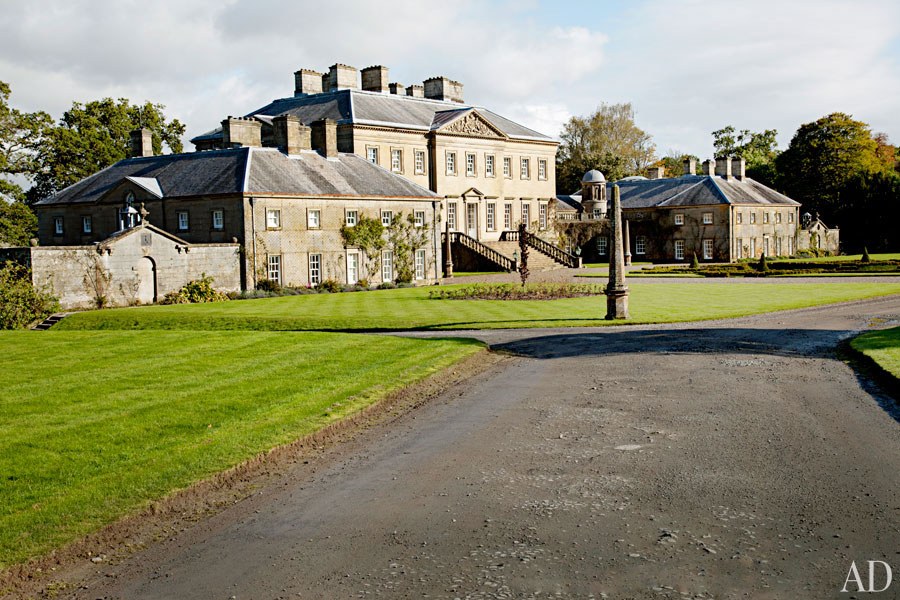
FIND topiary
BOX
[690,252,699,269]
[757,253,769,273]
[861,246,871,263]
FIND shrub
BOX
[429,282,603,301]
[861,247,871,263]
[0,262,59,329]
[356,277,370,289]
[255,278,282,293]
[377,281,397,290]
[160,274,230,305]
[318,279,342,293]
[690,253,699,269]
[757,253,769,273]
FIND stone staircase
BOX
[482,241,562,271]
[32,313,71,331]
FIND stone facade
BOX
[557,161,803,263]
[191,63,559,245]
[797,215,840,255]
[20,224,239,309]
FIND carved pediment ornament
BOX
[444,112,500,138]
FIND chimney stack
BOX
[715,156,732,179]
[294,69,323,96]
[646,166,665,180]
[273,115,311,155]
[389,82,405,95]
[701,159,716,176]
[310,118,338,158]
[221,117,262,148]
[361,65,389,93]
[323,63,358,92]
[731,157,746,180]
[423,76,464,103]
[130,128,153,158]
[406,84,424,98]
[683,157,697,176]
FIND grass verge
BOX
[850,326,900,380]
[0,330,483,568]
[56,282,900,332]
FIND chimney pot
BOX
[682,157,697,176]
[702,159,716,177]
[310,118,338,158]
[130,128,153,157]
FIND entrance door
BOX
[135,257,157,304]
[467,203,478,239]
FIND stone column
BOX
[605,185,629,319]
[444,218,454,278]
[624,219,632,266]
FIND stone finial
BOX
[139,202,150,223]
[605,184,629,320]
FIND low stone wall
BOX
[24,227,240,309]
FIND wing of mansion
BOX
[6,62,836,308]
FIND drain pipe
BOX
[249,197,257,289]
[432,200,440,282]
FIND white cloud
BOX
[0,0,897,164]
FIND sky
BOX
[1,0,898,161]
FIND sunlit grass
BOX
[57,282,900,332]
[0,331,482,567]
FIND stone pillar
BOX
[624,219,632,266]
[444,218,453,278]
[605,185,629,320]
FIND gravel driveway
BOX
[50,296,900,599]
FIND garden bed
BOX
[429,283,605,300]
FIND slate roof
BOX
[555,175,798,212]
[191,89,554,144]
[36,147,436,206]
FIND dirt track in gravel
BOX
[18,296,900,600]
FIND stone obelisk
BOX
[605,184,629,319]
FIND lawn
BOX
[57,281,900,332]
[851,326,900,379]
[0,330,482,567]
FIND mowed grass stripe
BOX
[57,282,900,332]
[0,330,483,567]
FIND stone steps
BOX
[482,241,562,271]
[32,313,71,331]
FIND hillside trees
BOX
[28,98,185,203]
[0,81,51,245]
[556,102,656,193]
[774,113,898,251]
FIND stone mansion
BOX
[15,61,833,308]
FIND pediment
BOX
[436,109,507,139]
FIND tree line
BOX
[556,104,899,252]
[0,80,184,246]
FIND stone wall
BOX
[27,226,240,309]
[243,196,442,288]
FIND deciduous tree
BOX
[556,102,656,193]
[712,126,779,187]
[775,113,891,219]
[28,98,185,203]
